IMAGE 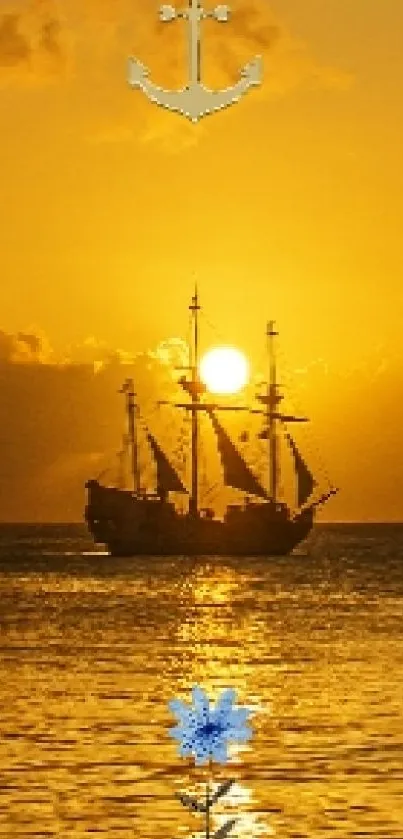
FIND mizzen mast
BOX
[255,321,311,504]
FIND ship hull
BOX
[85,482,314,557]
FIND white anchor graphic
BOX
[128,0,262,122]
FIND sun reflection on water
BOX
[168,564,275,838]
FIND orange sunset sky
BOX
[0,0,402,522]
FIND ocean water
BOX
[0,523,402,838]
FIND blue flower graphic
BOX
[169,686,252,766]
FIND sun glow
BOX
[200,346,249,394]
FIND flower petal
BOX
[211,741,228,763]
[227,708,250,728]
[212,688,236,723]
[168,698,191,723]
[169,724,185,741]
[226,724,253,743]
[194,740,211,765]
[192,685,210,723]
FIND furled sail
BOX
[208,409,268,500]
[146,431,187,494]
[284,430,316,507]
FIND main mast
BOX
[117,434,129,489]
[121,379,141,495]
[267,321,279,503]
[189,288,200,517]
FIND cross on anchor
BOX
[128,0,262,122]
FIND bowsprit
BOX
[127,1,262,122]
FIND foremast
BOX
[119,376,188,499]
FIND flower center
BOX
[199,720,223,739]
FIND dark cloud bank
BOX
[0,329,182,521]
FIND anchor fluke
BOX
[128,58,149,87]
[241,56,262,86]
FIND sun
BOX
[200,346,249,395]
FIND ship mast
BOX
[117,434,129,489]
[121,379,140,495]
[189,287,200,517]
[166,289,268,514]
[267,321,279,503]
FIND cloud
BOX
[0,325,189,372]
[0,328,54,363]
[199,0,351,95]
[0,0,69,83]
[137,110,204,152]
[39,15,63,62]
[0,13,31,67]
[87,124,136,145]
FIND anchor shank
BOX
[188,0,202,85]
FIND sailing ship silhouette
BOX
[85,291,337,556]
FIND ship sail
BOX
[146,430,187,494]
[208,409,268,500]
[284,430,316,507]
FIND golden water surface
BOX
[0,524,402,838]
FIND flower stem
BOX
[206,779,210,839]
